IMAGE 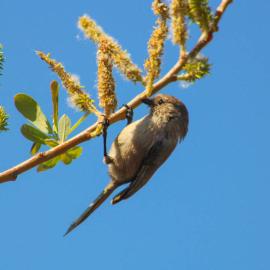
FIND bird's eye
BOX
[158,99,164,105]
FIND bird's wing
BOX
[111,139,175,204]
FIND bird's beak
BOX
[141,98,154,107]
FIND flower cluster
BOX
[0,106,8,131]
[144,0,169,96]
[78,15,143,83]
[188,0,213,32]
[178,55,211,82]
[36,51,99,115]
[171,0,188,48]
[97,39,117,116]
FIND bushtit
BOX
[65,94,189,235]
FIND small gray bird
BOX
[65,94,189,235]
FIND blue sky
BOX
[0,1,269,269]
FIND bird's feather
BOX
[111,139,175,204]
[64,182,117,236]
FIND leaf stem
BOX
[69,113,89,135]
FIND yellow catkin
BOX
[78,15,104,44]
[152,0,170,19]
[78,15,143,83]
[188,0,212,32]
[36,51,99,115]
[144,0,169,96]
[0,106,8,131]
[97,39,117,117]
[171,0,188,47]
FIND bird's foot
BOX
[123,104,133,125]
[103,155,114,164]
[101,116,110,158]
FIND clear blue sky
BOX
[0,1,269,269]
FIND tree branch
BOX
[0,0,233,184]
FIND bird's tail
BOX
[64,182,117,236]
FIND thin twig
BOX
[0,0,233,184]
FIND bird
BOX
[64,94,189,236]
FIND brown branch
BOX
[0,0,233,184]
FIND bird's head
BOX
[142,94,189,138]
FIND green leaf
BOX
[44,139,59,147]
[66,146,83,159]
[60,153,73,165]
[50,80,59,133]
[69,113,89,134]
[14,93,52,134]
[21,124,50,143]
[30,142,41,155]
[59,147,83,166]
[58,114,71,143]
[37,156,61,172]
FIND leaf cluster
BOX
[14,81,83,171]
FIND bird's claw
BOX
[123,104,133,125]
[103,155,113,164]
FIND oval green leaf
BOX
[21,124,50,143]
[14,93,52,134]
[60,153,73,165]
[44,139,59,148]
[50,81,59,133]
[37,156,61,172]
[30,142,41,155]
[58,114,71,143]
[66,146,83,159]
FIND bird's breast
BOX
[108,117,152,182]
[107,115,182,184]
